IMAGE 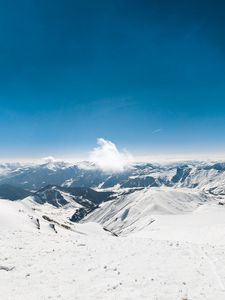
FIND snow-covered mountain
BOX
[1,160,225,228]
[2,160,225,192]
[31,184,114,222]
[83,187,212,235]
[1,160,225,225]
[2,160,225,299]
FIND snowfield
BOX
[1,190,225,300]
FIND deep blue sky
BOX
[1,0,225,160]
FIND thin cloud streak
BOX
[152,128,162,134]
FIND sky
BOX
[1,0,225,161]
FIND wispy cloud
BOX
[89,138,133,172]
[152,128,162,134]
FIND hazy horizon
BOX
[2,138,225,165]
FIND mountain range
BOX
[1,160,225,227]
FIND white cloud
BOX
[42,156,56,163]
[89,138,133,172]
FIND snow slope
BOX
[1,197,225,300]
[0,200,33,230]
[83,187,212,234]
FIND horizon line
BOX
[1,152,225,164]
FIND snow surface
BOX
[83,187,212,234]
[1,190,225,300]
